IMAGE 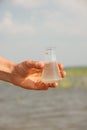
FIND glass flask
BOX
[41,47,61,83]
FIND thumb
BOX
[24,60,44,69]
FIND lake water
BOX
[0,81,87,130]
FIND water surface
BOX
[0,81,87,130]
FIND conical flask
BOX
[41,47,61,83]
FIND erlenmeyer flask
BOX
[41,47,61,83]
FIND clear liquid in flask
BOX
[41,47,61,83]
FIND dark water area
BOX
[0,81,87,130]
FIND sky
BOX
[0,0,87,67]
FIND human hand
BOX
[11,60,66,90]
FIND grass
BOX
[59,67,87,88]
[65,67,87,76]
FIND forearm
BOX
[0,57,16,83]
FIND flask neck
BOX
[45,48,57,62]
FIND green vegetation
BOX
[65,67,87,76]
[59,67,87,88]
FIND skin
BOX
[0,57,66,90]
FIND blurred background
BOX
[0,0,87,130]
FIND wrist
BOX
[0,57,16,83]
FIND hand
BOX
[11,60,66,90]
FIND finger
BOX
[24,60,44,69]
[60,71,66,78]
[35,82,58,90]
[48,82,58,88]
[35,82,49,90]
[58,64,64,70]
[20,79,49,90]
